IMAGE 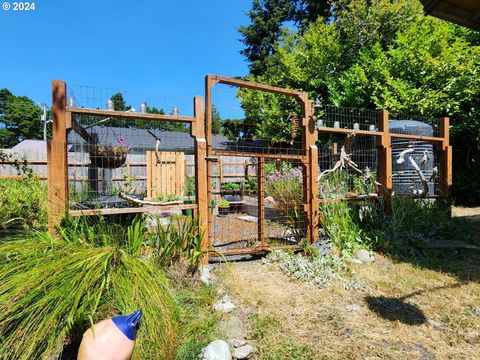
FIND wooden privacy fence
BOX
[146,151,185,198]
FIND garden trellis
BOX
[47,76,452,262]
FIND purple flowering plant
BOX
[265,166,303,206]
[265,164,305,242]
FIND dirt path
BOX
[216,253,480,359]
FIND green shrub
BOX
[184,177,196,197]
[360,197,472,253]
[0,177,47,229]
[321,201,370,256]
[59,215,206,272]
[244,177,258,195]
[217,199,230,207]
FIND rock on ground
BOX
[199,265,212,285]
[232,344,255,359]
[219,316,247,341]
[201,340,232,360]
[356,249,374,263]
[214,295,236,313]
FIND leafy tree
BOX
[239,0,480,203]
[0,90,42,148]
[110,92,128,111]
[0,89,14,114]
[222,119,255,140]
[293,0,332,29]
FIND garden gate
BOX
[204,75,319,258]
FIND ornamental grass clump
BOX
[0,223,180,359]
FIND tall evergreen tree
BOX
[239,0,330,75]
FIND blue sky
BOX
[0,0,252,117]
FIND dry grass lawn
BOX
[215,251,480,359]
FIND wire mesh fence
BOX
[317,134,378,199]
[45,77,452,260]
[67,115,196,211]
[210,157,306,255]
[211,85,306,157]
[389,112,440,138]
[317,105,379,131]
[391,137,441,197]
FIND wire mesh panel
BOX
[207,83,309,256]
[67,116,195,211]
[389,113,440,138]
[211,85,306,158]
[210,157,307,255]
[391,137,441,197]
[317,134,378,199]
[317,105,379,131]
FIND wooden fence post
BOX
[48,80,68,233]
[192,96,209,263]
[377,110,392,207]
[301,95,319,244]
[439,117,452,210]
[257,157,265,247]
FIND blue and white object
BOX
[77,310,142,360]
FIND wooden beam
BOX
[0,175,48,180]
[257,157,265,247]
[318,126,383,137]
[474,4,480,20]
[212,149,307,161]
[439,117,452,207]
[300,96,319,244]
[66,114,91,143]
[0,159,47,165]
[192,95,209,264]
[48,80,69,233]
[206,74,305,100]
[69,204,197,217]
[68,107,195,123]
[423,0,441,13]
[209,244,303,257]
[389,132,444,143]
[205,76,215,254]
[377,110,392,199]
[429,2,479,31]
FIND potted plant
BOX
[220,182,242,197]
[89,138,132,168]
[217,199,230,217]
[182,178,195,217]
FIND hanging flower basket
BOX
[89,138,132,169]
